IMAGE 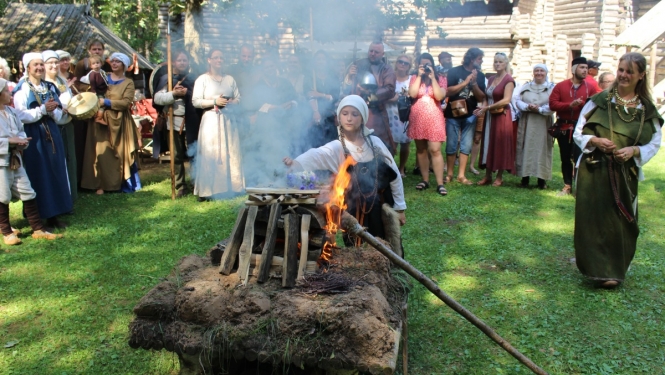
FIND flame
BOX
[320,155,357,263]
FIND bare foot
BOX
[96,189,104,195]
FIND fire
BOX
[320,155,357,263]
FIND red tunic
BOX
[406,75,447,142]
[480,74,515,173]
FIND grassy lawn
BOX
[1,147,664,375]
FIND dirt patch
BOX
[129,244,409,374]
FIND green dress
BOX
[574,91,662,282]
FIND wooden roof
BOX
[0,3,153,69]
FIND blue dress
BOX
[13,79,73,219]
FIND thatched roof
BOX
[0,3,153,69]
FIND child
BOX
[0,78,62,245]
[80,55,108,125]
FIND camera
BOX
[423,64,432,74]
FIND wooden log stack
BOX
[219,188,328,287]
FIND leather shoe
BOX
[176,188,188,198]
[32,230,63,240]
[4,233,22,245]
[46,217,68,228]
[557,185,572,196]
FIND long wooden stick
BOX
[167,18,176,200]
[340,212,549,375]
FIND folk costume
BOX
[343,58,397,154]
[154,71,199,195]
[45,50,78,201]
[292,96,406,250]
[81,53,141,193]
[0,78,55,243]
[549,57,601,189]
[573,91,662,283]
[479,74,516,173]
[12,53,73,220]
[191,73,243,199]
[514,65,555,184]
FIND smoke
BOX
[183,0,412,195]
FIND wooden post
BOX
[167,16,176,200]
[650,42,658,89]
[257,203,282,283]
[219,207,248,275]
[282,214,299,288]
[297,215,311,279]
[237,206,259,284]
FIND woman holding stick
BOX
[191,49,242,201]
[283,95,406,242]
[81,53,141,194]
[573,52,662,288]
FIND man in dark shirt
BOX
[227,44,257,97]
[443,47,486,185]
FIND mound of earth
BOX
[128,243,409,375]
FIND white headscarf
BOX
[336,95,373,136]
[110,52,130,69]
[56,50,71,60]
[22,52,43,76]
[42,50,59,63]
[533,63,549,81]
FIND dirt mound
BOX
[129,244,409,374]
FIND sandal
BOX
[477,177,491,186]
[492,179,503,187]
[457,177,473,186]
[469,167,480,176]
[415,181,430,191]
[443,175,452,184]
[436,185,448,196]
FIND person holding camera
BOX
[408,53,448,196]
[386,54,413,177]
[443,48,486,186]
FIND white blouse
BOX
[293,136,406,211]
[573,99,662,181]
[13,81,67,125]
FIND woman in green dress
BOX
[573,53,662,288]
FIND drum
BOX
[67,92,99,120]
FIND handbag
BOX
[489,106,504,115]
[450,99,468,117]
[547,120,564,138]
[397,95,412,122]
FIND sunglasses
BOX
[396,60,410,66]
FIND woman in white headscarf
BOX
[513,63,555,189]
[283,95,406,247]
[81,52,141,194]
[42,50,77,201]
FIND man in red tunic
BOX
[343,41,396,154]
[549,56,601,195]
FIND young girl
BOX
[0,78,62,245]
[80,55,108,124]
[284,95,406,246]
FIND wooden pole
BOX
[167,18,176,200]
[310,7,317,92]
[649,42,658,89]
[340,212,549,375]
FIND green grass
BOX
[1,147,664,375]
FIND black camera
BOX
[423,64,432,74]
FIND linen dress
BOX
[12,80,73,218]
[514,81,555,180]
[81,77,141,192]
[191,74,243,198]
[406,75,447,142]
[386,76,412,144]
[573,93,662,282]
[480,74,516,173]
